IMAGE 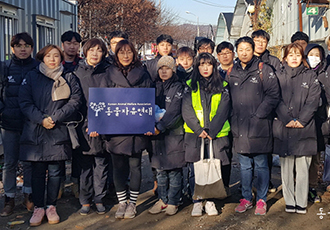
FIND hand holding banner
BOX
[88,88,155,135]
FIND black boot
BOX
[0,195,15,217]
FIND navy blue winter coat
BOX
[150,75,185,170]
[19,66,82,161]
[226,56,280,154]
[273,63,321,157]
[102,64,153,156]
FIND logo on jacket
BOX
[7,76,15,83]
[301,82,309,89]
[269,72,275,78]
[234,82,238,86]
[21,79,27,85]
[250,77,258,84]
[165,96,171,103]
[175,92,182,99]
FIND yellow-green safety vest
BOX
[183,80,230,138]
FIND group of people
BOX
[0,28,329,227]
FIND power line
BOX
[176,14,215,25]
[191,0,234,8]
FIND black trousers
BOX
[79,153,109,205]
[31,161,65,207]
[111,152,142,192]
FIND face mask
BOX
[307,56,321,68]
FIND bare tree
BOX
[77,0,198,51]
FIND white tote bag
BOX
[193,139,227,200]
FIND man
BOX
[58,30,83,199]
[145,34,173,82]
[0,32,39,217]
[226,36,280,216]
[216,41,235,78]
[291,31,309,51]
[176,46,195,82]
[61,30,82,72]
[252,30,281,72]
[107,31,129,65]
[197,38,215,55]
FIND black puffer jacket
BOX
[62,55,82,72]
[74,59,111,155]
[305,44,328,151]
[0,55,39,131]
[177,66,193,83]
[18,66,82,161]
[226,56,280,154]
[273,63,321,157]
[257,49,281,73]
[150,76,185,170]
[144,55,162,82]
[182,78,231,164]
[102,65,153,156]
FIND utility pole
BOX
[298,0,303,31]
[89,10,91,39]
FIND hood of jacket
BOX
[304,43,326,73]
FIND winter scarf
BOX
[39,62,70,101]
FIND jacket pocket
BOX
[82,122,103,154]
[20,122,39,145]
[297,120,316,141]
[230,115,239,138]
[184,133,198,149]
[52,125,70,145]
[272,118,285,141]
[248,116,270,138]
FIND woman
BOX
[227,37,279,216]
[304,44,328,203]
[73,38,110,216]
[182,52,231,217]
[273,43,320,214]
[147,56,185,216]
[19,45,82,226]
[102,39,153,219]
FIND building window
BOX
[35,16,55,52]
[0,4,18,61]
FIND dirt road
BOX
[0,153,329,230]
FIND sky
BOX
[160,0,236,26]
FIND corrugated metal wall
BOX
[270,0,329,47]
[0,0,77,61]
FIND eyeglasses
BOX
[218,51,233,56]
[14,44,32,49]
[253,39,267,45]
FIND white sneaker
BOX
[205,201,218,216]
[191,202,203,217]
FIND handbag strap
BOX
[200,138,214,160]
[200,138,204,160]
[209,139,214,160]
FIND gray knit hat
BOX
[157,55,176,73]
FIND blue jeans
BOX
[31,161,65,207]
[1,128,32,197]
[157,168,182,206]
[239,153,269,202]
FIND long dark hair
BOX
[190,52,224,94]
[114,40,141,75]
